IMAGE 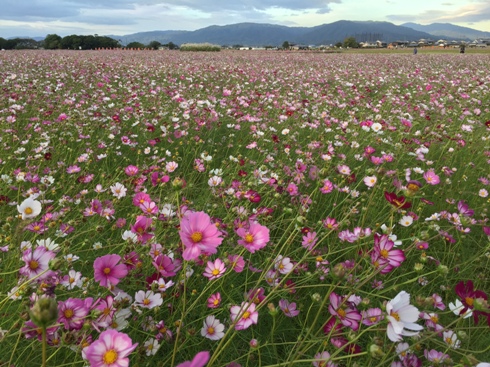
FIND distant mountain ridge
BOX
[401,22,490,41]
[107,20,437,47]
[8,21,488,47]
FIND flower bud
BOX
[369,344,384,358]
[29,297,58,328]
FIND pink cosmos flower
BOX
[286,182,299,196]
[20,246,56,280]
[207,292,222,309]
[302,231,318,251]
[58,297,91,330]
[203,258,226,280]
[328,292,362,331]
[313,351,338,367]
[124,165,139,176]
[279,299,300,317]
[130,215,154,244]
[423,169,440,185]
[320,179,334,194]
[228,254,245,273]
[93,254,128,288]
[370,234,406,274]
[151,254,181,277]
[84,329,138,367]
[179,211,223,261]
[176,351,210,367]
[361,308,384,325]
[230,302,258,330]
[237,221,270,253]
[363,175,377,187]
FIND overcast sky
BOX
[1,0,489,38]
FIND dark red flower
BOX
[454,280,489,325]
[384,191,411,209]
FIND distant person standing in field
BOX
[460,44,465,53]
[413,47,417,55]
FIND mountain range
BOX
[8,21,490,47]
[106,21,490,47]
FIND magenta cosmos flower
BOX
[328,292,362,331]
[176,351,210,367]
[371,234,405,274]
[237,221,270,253]
[84,329,138,367]
[94,254,128,288]
[179,211,223,261]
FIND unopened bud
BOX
[29,297,58,328]
[369,344,384,358]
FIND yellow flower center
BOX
[465,297,474,306]
[191,232,203,243]
[244,234,254,243]
[370,316,377,323]
[242,311,251,319]
[380,249,389,259]
[64,309,74,319]
[143,298,150,305]
[103,308,111,315]
[103,349,118,364]
[212,269,220,276]
[207,326,215,335]
[25,207,33,215]
[29,260,39,270]
[390,311,400,321]
[430,315,438,323]
[33,225,41,231]
[337,308,346,318]
[103,267,111,275]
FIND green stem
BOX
[42,326,47,367]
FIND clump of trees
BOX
[0,34,180,50]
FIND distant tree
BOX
[232,44,243,49]
[148,40,162,50]
[0,37,7,49]
[126,42,146,49]
[282,41,290,49]
[12,38,39,49]
[343,36,358,48]
[335,42,342,48]
[61,35,81,49]
[43,34,62,49]
[167,41,178,50]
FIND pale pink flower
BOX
[110,182,127,199]
[207,292,222,309]
[176,351,210,367]
[274,255,293,274]
[363,175,377,187]
[201,315,225,340]
[166,161,178,172]
[84,329,138,367]
[134,290,163,309]
[278,299,300,317]
[20,246,56,280]
[230,302,258,330]
[203,258,226,280]
[423,169,440,185]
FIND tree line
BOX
[0,34,178,50]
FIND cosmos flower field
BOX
[0,49,489,367]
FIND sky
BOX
[1,0,490,38]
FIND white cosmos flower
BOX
[399,216,413,227]
[201,315,225,340]
[386,291,423,342]
[17,197,42,220]
[448,299,472,319]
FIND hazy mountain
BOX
[402,22,490,40]
[110,21,435,47]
